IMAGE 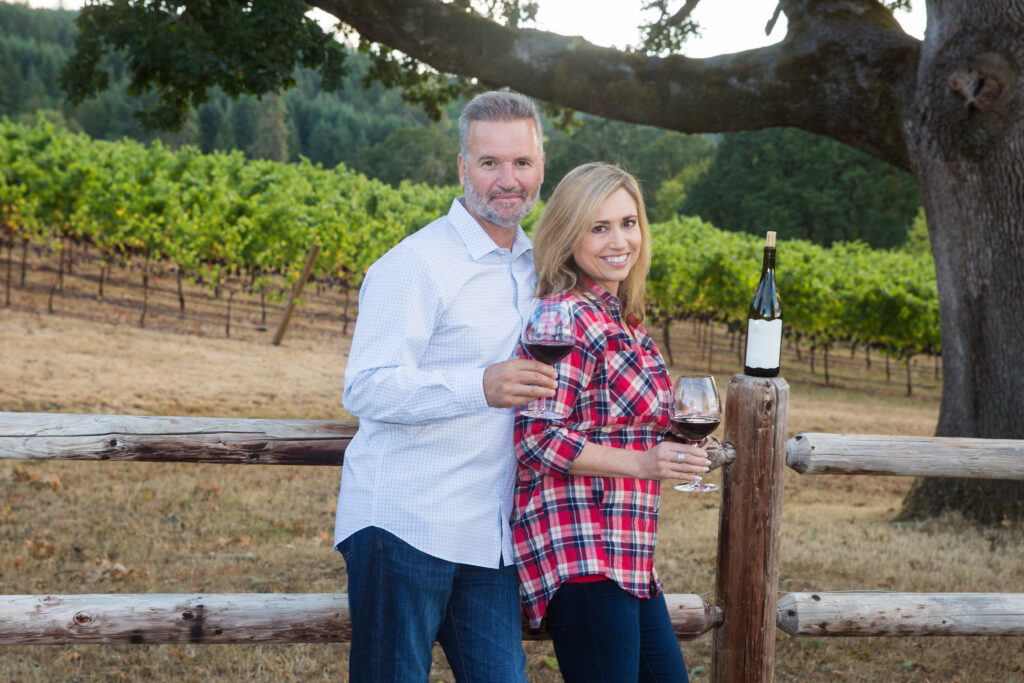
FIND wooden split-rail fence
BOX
[2,375,1023,681]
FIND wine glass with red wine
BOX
[521,298,574,420]
[670,375,722,492]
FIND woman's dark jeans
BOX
[545,579,689,682]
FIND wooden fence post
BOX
[272,244,319,346]
[711,374,789,683]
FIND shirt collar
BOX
[448,198,532,261]
[580,277,622,320]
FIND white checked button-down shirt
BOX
[334,198,537,568]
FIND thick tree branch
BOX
[666,0,702,28]
[310,0,920,170]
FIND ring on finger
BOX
[675,452,685,464]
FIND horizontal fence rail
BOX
[0,413,357,465]
[777,592,1024,637]
[786,433,1024,479]
[0,411,731,470]
[0,593,721,645]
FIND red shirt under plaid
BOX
[512,280,673,628]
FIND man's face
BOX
[458,119,544,230]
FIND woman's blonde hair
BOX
[532,162,651,324]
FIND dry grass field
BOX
[1,253,1023,682]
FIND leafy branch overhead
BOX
[63,0,915,158]
[61,0,349,131]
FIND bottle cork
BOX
[766,231,776,248]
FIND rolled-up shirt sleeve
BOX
[342,245,489,424]
[515,309,601,478]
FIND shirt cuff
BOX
[529,427,587,478]
[450,367,489,412]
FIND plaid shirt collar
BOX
[577,277,622,323]
[577,276,644,331]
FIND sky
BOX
[21,0,927,57]
[534,0,926,55]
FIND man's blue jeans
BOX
[545,579,689,682]
[338,526,528,682]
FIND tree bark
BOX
[897,0,1024,522]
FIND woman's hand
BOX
[637,440,711,483]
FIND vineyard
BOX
[1,120,940,392]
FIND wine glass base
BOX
[521,408,564,420]
[674,481,719,493]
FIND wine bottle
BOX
[744,231,782,377]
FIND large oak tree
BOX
[63,0,1024,522]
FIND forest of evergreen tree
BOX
[0,2,922,249]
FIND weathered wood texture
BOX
[712,375,790,683]
[0,594,349,645]
[787,433,1024,479]
[0,412,355,465]
[706,437,735,471]
[777,592,1024,637]
[0,411,735,469]
[0,593,719,644]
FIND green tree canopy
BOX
[682,128,921,248]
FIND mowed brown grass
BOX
[2,256,1023,682]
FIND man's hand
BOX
[483,359,558,408]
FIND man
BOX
[334,91,557,682]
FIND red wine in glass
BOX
[670,416,721,442]
[670,375,722,493]
[521,298,574,420]
[524,342,574,365]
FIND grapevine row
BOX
[1,120,939,370]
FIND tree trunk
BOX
[898,0,1024,522]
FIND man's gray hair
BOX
[459,91,543,158]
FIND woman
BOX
[513,163,710,682]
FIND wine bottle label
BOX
[745,319,782,369]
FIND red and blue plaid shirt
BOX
[512,280,673,628]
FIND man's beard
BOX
[462,173,540,229]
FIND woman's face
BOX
[571,187,641,296]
